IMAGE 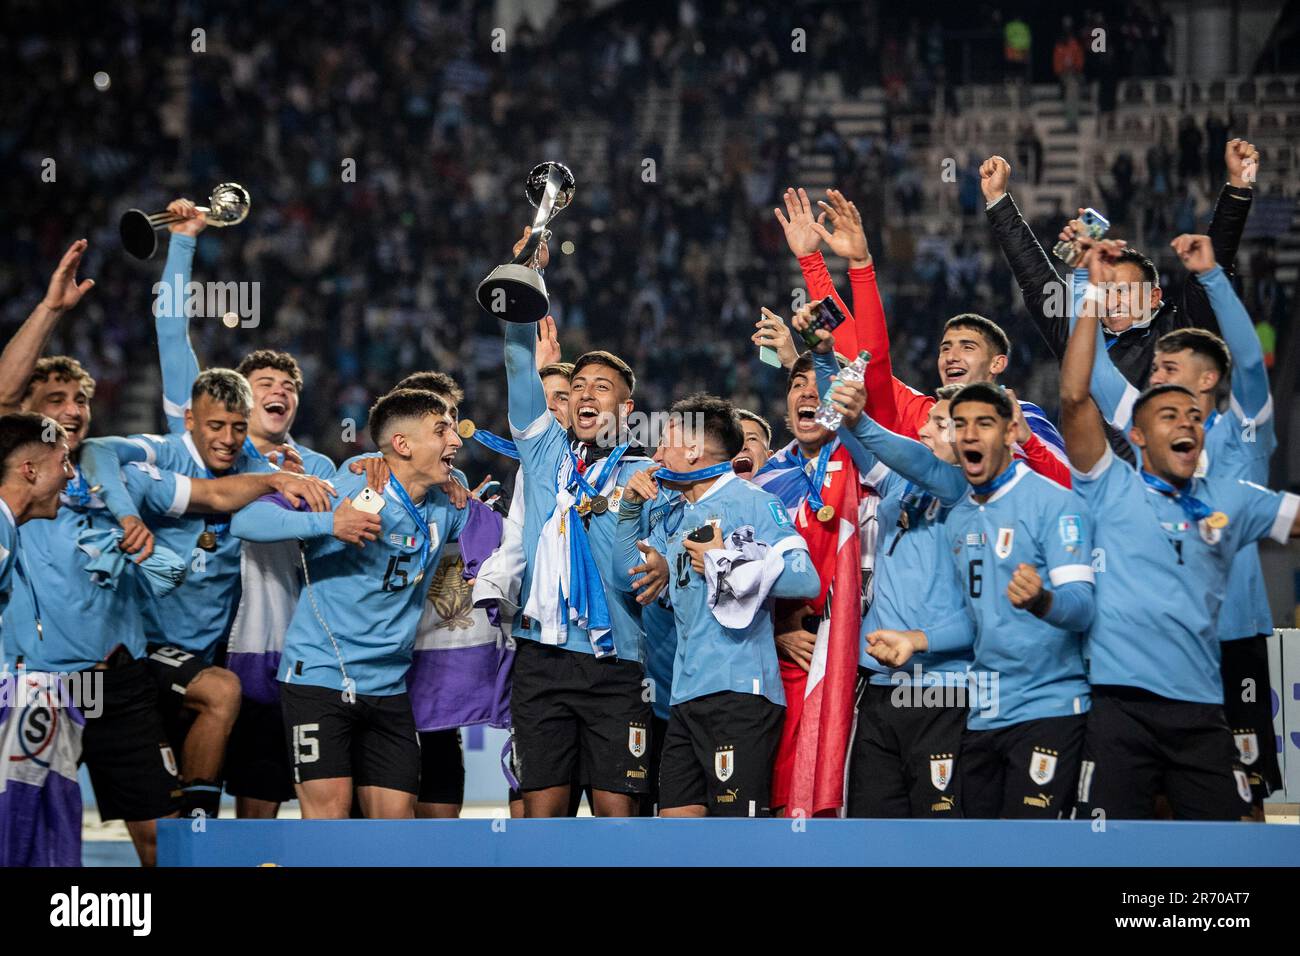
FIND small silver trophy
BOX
[476,162,575,324]
[120,182,251,260]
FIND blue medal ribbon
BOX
[473,429,520,460]
[13,529,43,642]
[1140,471,1214,523]
[63,466,95,509]
[654,461,734,483]
[387,473,432,568]
[1204,409,1219,434]
[567,443,630,503]
[792,443,834,512]
[970,459,1021,497]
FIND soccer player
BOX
[150,205,338,819]
[79,369,334,818]
[871,383,1095,818]
[795,316,975,816]
[979,144,1257,460]
[775,187,1069,486]
[731,409,772,480]
[612,395,818,816]
[1075,233,1287,814]
[1061,238,1300,820]
[230,388,467,818]
[501,247,669,817]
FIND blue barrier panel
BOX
[157,818,1300,867]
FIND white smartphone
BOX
[354,487,386,514]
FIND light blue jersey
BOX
[2,465,188,673]
[946,463,1095,730]
[231,467,467,697]
[812,351,975,685]
[0,499,15,664]
[82,431,270,660]
[619,472,816,706]
[155,233,201,433]
[503,321,666,662]
[641,496,682,721]
[1085,266,1275,642]
[1074,447,1298,703]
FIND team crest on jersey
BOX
[770,501,792,528]
[930,755,954,792]
[1233,732,1259,766]
[160,744,178,778]
[609,486,624,512]
[1029,748,1057,785]
[995,527,1015,559]
[1234,769,1252,803]
[1058,515,1082,547]
[628,723,647,758]
[715,746,735,782]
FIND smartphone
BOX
[1052,207,1110,267]
[475,480,502,501]
[758,345,782,367]
[798,296,848,348]
[687,524,716,543]
[354,487,386,515]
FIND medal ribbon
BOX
[654,461,734,483]
[792,443,834,513]
[472,429,521,460]
[387,473,432,568]
[1140,471,1214,524]
[970,459,1022,497]
[567,443,629,503]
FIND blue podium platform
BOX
[157,818,1300,867]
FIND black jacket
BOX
[986,184,1253,460]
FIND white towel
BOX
[472,474,527,621]
[703,528,809,629]
[522,486,577,645]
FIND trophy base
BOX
[120,210,161,260]
[476,264,549,325]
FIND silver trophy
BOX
[476,162,575,324]
[120,182,251,260]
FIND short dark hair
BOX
[572,350,636,394]
[237,350,305,391]
[943,313,1011,356]
[1132,383,1198,423]
[786,351,846,391]
[538,361,575,381]
[736,408,773,447]
[393,371,464,406]
[669,393,745,460]
[0,412,64,482]
[192,369,253,416]
[25,356,95,400]
[1114,248,1159,287]
[949,382,1014,421]
[367,388,450,448]
[1155,328,1232,388]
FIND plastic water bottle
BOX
[815,350,871,430]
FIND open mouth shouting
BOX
[260,397,291,428]
[574,404,601,430]
[1169,434,1198,469]
[959,446,988,480]
[731,454,754,478]
[793,401,821,436]
[942,363,969,385]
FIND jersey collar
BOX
[0,495,14,532]
[692,469,737,504]
[966,459,1028,505]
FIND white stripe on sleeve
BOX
[1049,564,1095,587]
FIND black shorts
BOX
[1074,686,1253,821]
[846,677,965,818]
[637,715,670,817]
[960,713,1085,819]
[280,683,420,794]
[418,729,465,805]
[659,691,785,816]
[509,639,652,794]
[224,695,295,804]
[145,642,211,727]
[80,659,182,822]
[1220,635,1281,801]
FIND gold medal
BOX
[817,504,835,522]
[577,497,591,516]
[1206,511,1229,529]
[457,419,477,439]
[590,495,609,515]
[197,531,218,551]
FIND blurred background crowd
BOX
[1,0,1296,484]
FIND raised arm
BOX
[504,321,548,433]
[230,496,337,543]
[154,214,204,432]
[1060,241,1122,474]
[0,240,95,412]
[980,156,1070,359]
[1175,236,1270,419]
